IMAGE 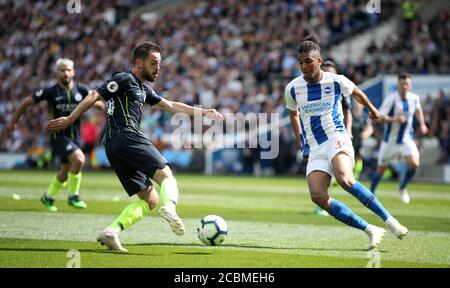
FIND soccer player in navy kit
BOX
[48,41,223,252]
[1,58,104,212]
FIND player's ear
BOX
[136,58,144,68]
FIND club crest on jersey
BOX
[74,93,82,102]
[324,87,332,94]
[66,144,73,151]
[107,81,119,93]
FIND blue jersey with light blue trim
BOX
[285,71,356,151]
[378,91,421,144]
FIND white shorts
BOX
[306,134,355,177]
[377,140,419,166]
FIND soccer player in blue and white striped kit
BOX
[286,37,408,249]
[370,73,428,203]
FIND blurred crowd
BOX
[0,0,449,172]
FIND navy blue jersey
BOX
[32,83,89,141]
[97,71,162,142]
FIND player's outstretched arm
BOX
[351,87,380,121]
[47,90,103,131]
[156,98,224,121]
[1,95,34,139]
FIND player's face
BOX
[56,64,75,86]
[298,52,322,81]
[141,52,161,82]
[398,78,412,94]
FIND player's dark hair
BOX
[297,35,321,54]
[322,60,336,69]
[132,41,161,65]
[398,72,411,81]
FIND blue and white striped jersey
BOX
[285,71,356,151]
[379,91,421,144]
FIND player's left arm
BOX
[414,105,428,135]
[156,98,223,121]
[47,90,104,131]
[351,87,380,121]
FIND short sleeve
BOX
[414,94,422,111]
[336,74,356,97]
[379,94,394,116]
[144,86,162,106]
[31,87,51,103]
[285,83,298,111]
[96,73,128,101]
[77,83,90,98]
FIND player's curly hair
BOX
[297,35,321,54]
[132,41,161,64]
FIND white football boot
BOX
[365,224,386,250]
[399,188,410,204]
[96,228,128,252]
[385,216,409,239]
[159,206,185,236]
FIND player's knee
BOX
[71,152,85,168]
[57,173,68,182]
[311,193,328,207]
[78,152,86,165]
[335,175,354,190]
[153,166,174,185]
[409,160,419,169]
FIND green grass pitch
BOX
[0,170,449,268]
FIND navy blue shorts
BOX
[50,137,80,164]
[105,132,168,196]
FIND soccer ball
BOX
[197,215,228,246]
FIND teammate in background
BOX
[311,60,352,217]
[286,37,408,249]
[1,58,104,212]
[48,41,223,252]
[370,73,428,203]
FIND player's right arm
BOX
[289,110,302,151]
[376,94,405,124]
[1,96,34,139]
[48,73,124,131]
[285,82,302,151]
[47,90,103,131]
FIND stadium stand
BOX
[0,0,448,174]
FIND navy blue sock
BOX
[370,172,382,194]
[329,199,368,231]
[349,182,390,221]
[399,168,416,190]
